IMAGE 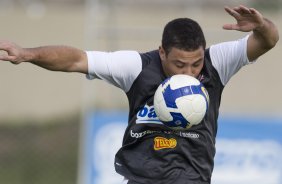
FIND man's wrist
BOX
[24,48,37,63]
[253,18,269,33]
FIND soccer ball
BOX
[154,74,209,130]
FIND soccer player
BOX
[0,5,279,184]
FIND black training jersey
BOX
[115,49,222,184]
[86,36,253,184]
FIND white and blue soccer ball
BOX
[154,74,209,130]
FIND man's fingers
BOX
[222,24,240,31]
[238,5,252,14]
[0,41,22,64]
[233,5,252,15]
[224,6,241,19]
[0,55,17,62]
[0,41,12,51]
[249,8,257,14]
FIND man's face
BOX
[159,46,204,78]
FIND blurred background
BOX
[0,0,281,184]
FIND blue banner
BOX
[81,111,282,184]
[213,116,282,184]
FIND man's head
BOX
[159,18,206,78]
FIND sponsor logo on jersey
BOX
[154,137,177,150]
[136,104,162,125]
[130,129,200,139]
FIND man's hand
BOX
[223,5,264,32]
[0,41,31,65]
[223,5,279,61]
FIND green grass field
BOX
[0,116,79,184]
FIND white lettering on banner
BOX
[212,139,282,184]
[130,129,200,139]
[136,104,162,125]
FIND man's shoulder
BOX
[140,50,160,66]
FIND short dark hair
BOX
[162,18,206,55]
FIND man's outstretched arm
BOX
[223,5,279,61]
[0,41,88,74]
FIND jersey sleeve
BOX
[85,50,142,92]
[209,35,255,86]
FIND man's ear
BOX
[159,46,166,61]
